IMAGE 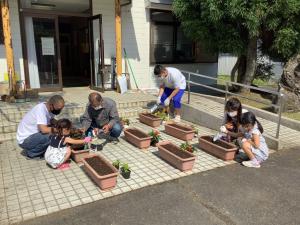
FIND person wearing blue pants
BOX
[154,65,186,122]
[80,93,123,142]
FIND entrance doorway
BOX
[58,17,90,87]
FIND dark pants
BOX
[19,132,50,158]
[86,122,123,138]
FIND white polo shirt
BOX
[17,103,53,144]
[160,67,186,90]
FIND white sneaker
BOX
[242,160,261,168]
[174,115,181,123]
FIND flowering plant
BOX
[148,129,162,146]
[180,142,196,153]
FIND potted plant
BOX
[112,159,121,170]
[124,127,151,149]
[82,155,118,190]
[70,128,90,163]
[164,123,195,141]
[120,163,131,179]
[191,125,199,137]
[180,142,196,153]
[120,117,130,128]
[139,113,161,127]
[154,111,169,122]
[198,135,237,161]
[148,129,162,146]
[157,141,196,171]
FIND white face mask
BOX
[93,105,102,110]
[227,111,238,117]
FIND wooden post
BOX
[1,0,16,95]
[115,0,122,77]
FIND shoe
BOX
[107,136,119,144]
[242,160,261,168]
[174,115,181,123]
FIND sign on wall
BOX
[41,37,55,55]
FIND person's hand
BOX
[102,124,112,134]
[241,138,248,143]
[225,122,234,130]
[79,128,86,133]
[220,125,228,133]
[84,137,92,143]
[164,98,170,106]
[93,128,99,136]
[64,137,72,145]
[157,96,161,104]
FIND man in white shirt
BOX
[17,95,65,158]
[154,65,186,122]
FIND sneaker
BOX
[107,136,119,144]
[242,160,261,168]
[174,115,181,123]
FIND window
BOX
[150,10,217,64]
[0,10,4,45]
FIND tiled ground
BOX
[0,119,234,225]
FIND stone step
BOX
[0,107,147,141]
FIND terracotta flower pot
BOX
[139,113,161,127]
[164,123,195,141]
[157,141,196,171]
[124,127,151,149]
[71,145,90,163]
[198,136,237,161]
[82,155,118,190]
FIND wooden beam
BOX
[115,0,122,77]
[1,0,16,94]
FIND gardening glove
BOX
[156,96,162,104]
[220,125,228,133]
[241,138,247,143]
[164,98,170,106]
[84,137,92,143]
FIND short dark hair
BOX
[88,92,102,104]
[154,64,165,75]
[48,95,64,105]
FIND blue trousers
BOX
[19,132,50,158]
[160,87,185,108]
[86,122,123,138]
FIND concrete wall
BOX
[0,0,24,82]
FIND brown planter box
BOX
[82,155,118,190]
[157,141,196,171]
[165,123,195,141]
[198,136,237,161]
[139,113,161,127]
[124,127,151,149]
[71,147,90,163]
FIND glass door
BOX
[89,14,104,92]
[24,15,62,90]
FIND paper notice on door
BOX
[41,37,55,55]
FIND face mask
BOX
[93,106,102,110]
[227,111,238,117]
[51,108,61,115]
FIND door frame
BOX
[88,14,105,93]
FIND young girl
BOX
[240,111,269,168]
[45,119,91,169]
[220,97,246,142]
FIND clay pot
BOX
[71,145,90,163]
[139,113,161,127]
[124,127,151,149]
[198,136,237,161]
[82,155,118,190]
[164,123,195,141]
[157,141,196,171]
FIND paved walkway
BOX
[0,119,234,224]
[182,94,300,149]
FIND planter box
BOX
[165,123,195,141]
[198,136,237,161]
[157,141,196,171]
[71,145,90,163]
[82,155,118,190]
[139,113,161,127]
[124,127,151,149]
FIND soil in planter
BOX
[202,136,235,149]
[163,144,192,159]
[168,124,192,132]
[85,156,114,176]
[143,113,160,119]
[127,129,149,138]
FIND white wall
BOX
[0,0,24,82]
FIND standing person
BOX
[240,111,269,168]
[45,119,91,169]
[154,65,186,122]
[17,95,65,158]
[80,92,122,142]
